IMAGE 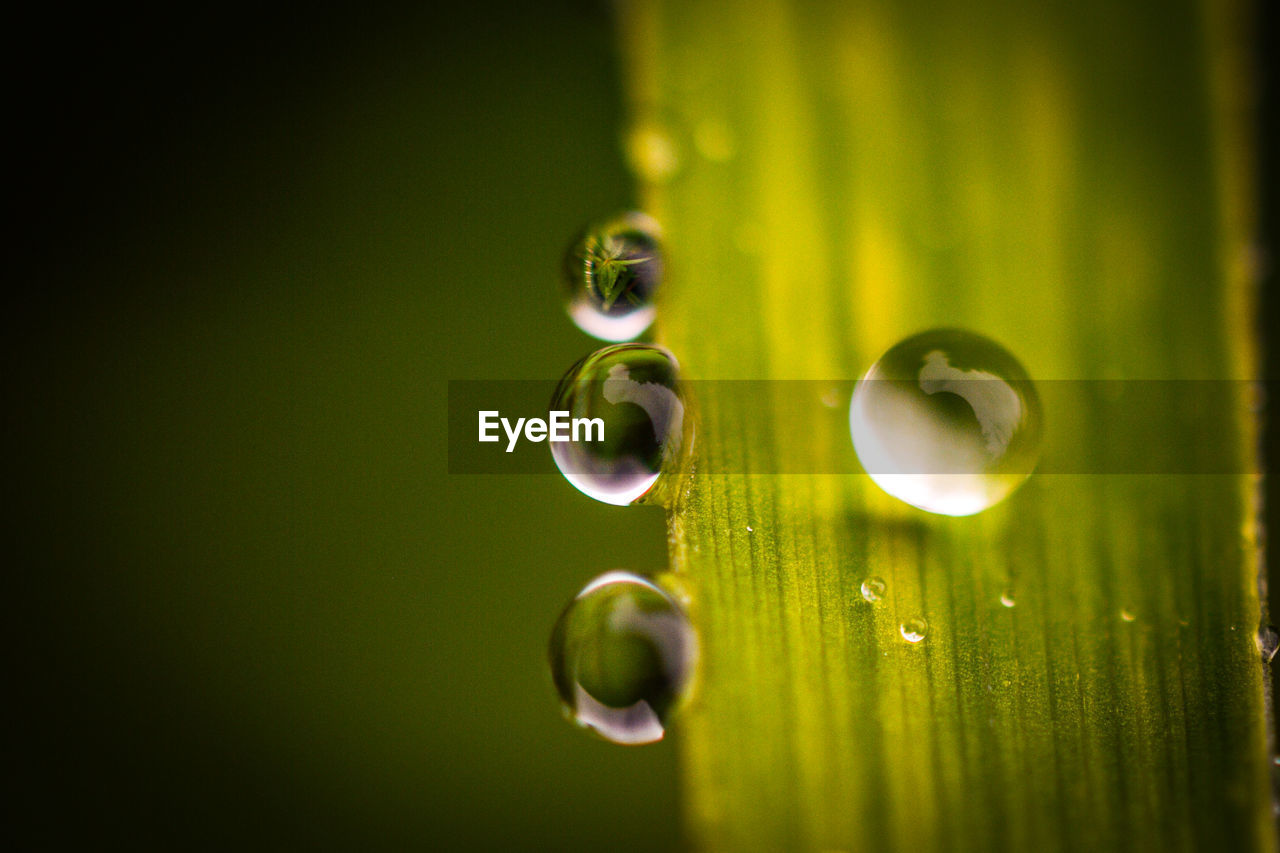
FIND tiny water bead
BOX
[860,577,886,603]
[900,618,928,644]
[548,571,698,745]
[1000,590,1016,608]
[850,328,1043,516]
[563,212,663,342]
[550,344,688,506]
[1120,609,1136,623]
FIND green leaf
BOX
[620,0,1274,850]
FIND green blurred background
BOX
[9,2,681,848]
[8,1,1277,849]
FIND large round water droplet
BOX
[548,571,698,745]
[550,343,691,504]
[563,212,663,342]
[551,344,688,506]
[850,328,1042,516]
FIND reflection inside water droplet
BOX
[548,571,697,745]
[1000,591,1016,608]
[900,618,928,643]
[563,212,663,342]
[850,329,1042,515]
[860,577,886,603]
[1120,609,1136,623]
[550,344,688,506]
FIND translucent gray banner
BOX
[447,380,1265,475]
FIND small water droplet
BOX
[849,328,1042,515]
[900,618,928,643]
[548,571,698,745]
[860,577,886,603]
[1120,609,1136,623]
[821,385,844,409]
[551,344,688,506]
[623,117,681,184]
[563,212,662,342]
[1000,590,1016,608]
[693,118,736,162]
[1257,625,1279,663]
[746,525,754,533]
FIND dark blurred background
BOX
[6,1,1277,849]
[7,2,680,848]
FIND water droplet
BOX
[1257,625,1279,663]
[849,328,1042,515]
[900,618,928,643]
[623,117,681,184]
[860,577,886,603]
[550,344,688,506]
[693,118,736,162]
[746,525,754,533]
[563,212,663,342]
[548,571,697,745]
[1120,609,1136,623]
[1000,590,1016,608]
